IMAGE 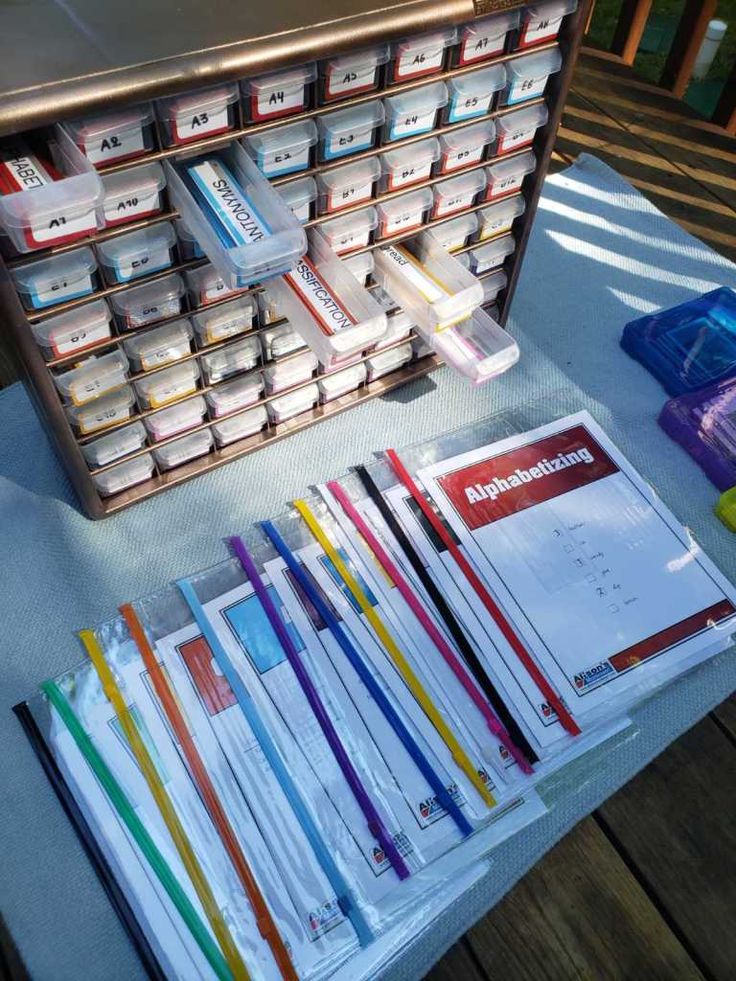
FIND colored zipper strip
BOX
[175,577,374,947]
[293,499,496,810]
[80,630,250,981]
[229,536,411,881]
[354,465,537,764]
[120,603,298,981]
[262,519,474,838]
[384,449,581,737]
[326,481,532,775]
[41,679,234,981]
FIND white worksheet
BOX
[296,542,495,824]
[316,483,516,787]
[418,411,736,721]
[265,550,467,862]
[155,620,359,969]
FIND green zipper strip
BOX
[41,679,233,981]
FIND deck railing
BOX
[592,0,735,133]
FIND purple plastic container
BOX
[659,374,736,490]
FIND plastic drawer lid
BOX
[472,234,516,262]
[207,371,263,409]
[32,298,111,348]
[54,349,129,403]
[525,0,577,19]
[135,359,200,397]
[496,103,549,134]
[463,10,520,38]
[124,318,193,360]
[213,404,268,441]
[323,44,390,73]
[146,394,207,432]
[97,222,176,266]
[384,81,448,116]
[244,119,318,158]
[184,263,229,292]
[448,64,506,96]
[393,28,457,56]
[432,307,519,382]
[202,336,260,372]
[82,421,147,467]
[434,169,487,201]
[343,250,375,279]
[377,186,433,220]
[506,46,563,79]
[439,120,496,154]
[11,246,97,293]
[268,382,319,415]
[102,161,166,201]
[317,157,381,193]
[270,330,307,359]
[479,195,526,225]
[0,126,104,230]
[483,269,508,293]
[368,341,413,371]
[430,211,480,245]
[278,176,317,209]
[381,137,441,173]
[317,100,385,138]
[111,272,185,316]
[192,294,256,335]
[67,382,135,420]
[487,149,536,179]
[243,63,317,95]
[156,83,238,119]
[322,205,378,236]
[154,429,213,467]
[93,453,155,495]
[176,218,199,244]
[263,350,318,382]
[318,361,367,393]
[65,104,154,143]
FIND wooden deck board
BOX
[459,817,705,981]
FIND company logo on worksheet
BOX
[437,426,620,529]
[574,660,615,690]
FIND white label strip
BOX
[52,316,110,357]
[521,16,563,47]
[173,103,229,142]
[0,150,52,192]
[187,158,271,246]
[328,178,373,212]
[327,63,377,98]
[499,125,535,151]
[104,187,160,224]
[379,244,448,302]
[443,143,484,172]
[84,127,145,165]
[260,144,310,177]
[284,257,356,336]
[395,46,444,80]
[256,85,304,118]
[388,158,433,190]
[460,32,505,64]
[390,105,436,140]
[509,75,548,103]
